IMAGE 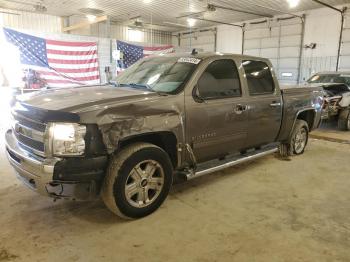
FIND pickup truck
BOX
[5,53,323,219]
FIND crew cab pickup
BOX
[5,53,323,219]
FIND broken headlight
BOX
[50,123,86,157]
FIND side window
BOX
[242,60,275,95]
[197,59,241,99]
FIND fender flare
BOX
[288,108,316,140]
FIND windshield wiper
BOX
[119,83,153,91]
[118,83,169,96]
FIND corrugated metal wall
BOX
[299,56,338,81]
[0,9,62,33]
[175,28,217,52]
[339,9,350,71]
[244,17,303,85]
[68,16,173,45]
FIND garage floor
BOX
[1,130,350,261]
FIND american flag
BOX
[4,28,100,88]
[116,40,174,73]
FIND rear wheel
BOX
[101,143,173,219]
[290,120,309,155]
[338,108,350,131]
[279,119,309,157]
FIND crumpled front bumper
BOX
[5,129,59,197]
[5,129,101,200]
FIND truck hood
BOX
[17,85,159,112]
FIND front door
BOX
[185,58,250,163]
[241,60,283,147]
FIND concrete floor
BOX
[1,131,350,261]
[310,121,350,144]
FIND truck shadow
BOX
[15,154,281,227]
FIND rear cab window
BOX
[242,60,275,95]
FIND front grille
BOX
[12,112,47,157]
[14,113,46,132]
[14,132,45,152]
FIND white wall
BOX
[173,4,349,82]
[216,25,243,54]
[0,8,62,33]
[303,7,342,58]
[299,7,343,80]
[67,16,172,45]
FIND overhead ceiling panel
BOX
[0,0,348,31]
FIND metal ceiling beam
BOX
[176,11,208,19]
[250,3,304,19]
[62,15,108,32]
[311,0,343,13]
[194,17,243,28]
[208,4,273,18]
[0,10,20,15]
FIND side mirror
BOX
[192,85,205,103]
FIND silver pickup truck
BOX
[5,53,323,219]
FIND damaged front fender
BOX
[91,95,186,155]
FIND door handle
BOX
[270,102,281,107]
[234,104,248,114]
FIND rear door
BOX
[185,58,250,163]
[241,60,282,147]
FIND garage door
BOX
[339,10,350,71]
[243,17,303,85]
[178,28,216,52]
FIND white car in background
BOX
[307,72,350,131]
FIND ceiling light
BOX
[143,0,152,3]
[187,18,196,27]
[286,0,300,8]
[86,14,96,22]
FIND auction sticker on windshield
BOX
[178,57,201,64]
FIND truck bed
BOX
[278,85,323,142]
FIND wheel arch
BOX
[117,131,178,168]
[295,109,316,130]
[297,109,315,129]
[287,108,315,140]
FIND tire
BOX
[290,119,309,155]
[278,143,291,158]
[101,142,173,219]
[338,108,350,131]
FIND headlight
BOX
[51,123,86,156]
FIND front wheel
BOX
[101,143,173,219]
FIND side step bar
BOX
[186,146,279,180]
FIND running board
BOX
[186,145,279,180]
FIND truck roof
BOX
[156,52,270,62]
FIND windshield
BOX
[307,74,350,86]
[115,57,198,94]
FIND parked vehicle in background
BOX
[307,72,350,130]
[5,53,323,219]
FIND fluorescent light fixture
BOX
[86,14,96,22]
[282,72,293,77]
[286,0,300,8]
[187,18,196,27]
